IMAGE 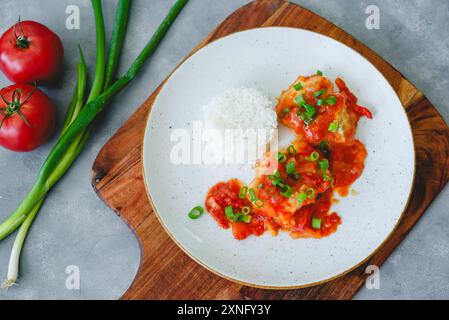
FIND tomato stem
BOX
[0,86,36,129]
[13,17,30,49]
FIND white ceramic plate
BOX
[142,27,415,288]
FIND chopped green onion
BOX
[254,199,264,208]
[328,121,339,133]
[294,94,306,106]
[319,141,330,152]
[317,99,325,106]
[281,185,293,198]
[313,89,326,98]
[304,104,316,118]
[286,162,296,175]
[287,145,297,156]
[300,113,314,126]
[317,70,323,76]
[233,213,241,223]
[258,184,263,189]
[239,186,248,199]
[297,192,307,204]
[306,188,316,199]
[225,206,234,220]
[324,174,333,182]
[308,151,320,162]
[318,159,329,171]
[326,96,337,105]
[188,206,204,220]
[312,218,322,229]
[277,152,287,163]
[242,206,252,215]
[240,215,252,223]
[294,82,303,91]
[282,108,290,116]
[272,177,283,187]
[248,188,257,202]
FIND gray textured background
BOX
[0,0,448,300]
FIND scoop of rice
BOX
[203,88,277,165]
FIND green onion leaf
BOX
[242,206,252,215]
[188,206,204,220]
[248,188,257,202]
[281,185,293,198]
[272,178,283,187]
[313,89,326,98]
[282,108,290,116]
[317,99,325,106]
[312,218,322,229]
[308,151,320,162]
[319,141,330,152]
[239,186,248,199]
[225,206,234,220]
[286,162,296,175]
[277,152,287,163]
[233,213,241,223]
[304,104,317,118]
[306,188,316,199]
[317,70,323,76]
[258,184,263,189]
[287,145,297,156]
[239,215,252,223]
[328,121,339,133]
[319,159,329,171]
[294,94,306,107]
[254,199,264,208]
[326,96,337,105]
[300,113,314,126]
[297,192,307,204]
[294,82,303,91]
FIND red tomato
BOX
[0,20,64,84]
[0,84,56,152]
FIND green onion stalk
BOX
[1,0,188,288]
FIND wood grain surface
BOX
[91,0,449,300]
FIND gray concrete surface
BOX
[0,0,447,300]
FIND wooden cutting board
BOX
[91,0,449,299]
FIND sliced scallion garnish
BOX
[188,206,204,220]
[248,188,257,202]
[225,206,234,220]
[281,185,293,198]
[239,186,248,199]
[328,121,339,133]
[293,82,303,91]
[326,96,337,105]
[240,215,252,223]
[242,206,252,215]
[254,199,264,208]
[306,188,316,199]
[287,145,297,156]
[318,159,329,171]
[297,192,307,204]
[294,94,306,107]
[308,151,320,162]
[277,152,287,163]
[312,218,322,229]
[286,162,296,175]
[313,89,326,98]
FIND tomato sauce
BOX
[204,75,371,240]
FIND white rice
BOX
[202,87,277,165]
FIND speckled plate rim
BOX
[141,26,416,290]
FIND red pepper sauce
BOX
[204,75,371,240]
[205,179,266,240]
